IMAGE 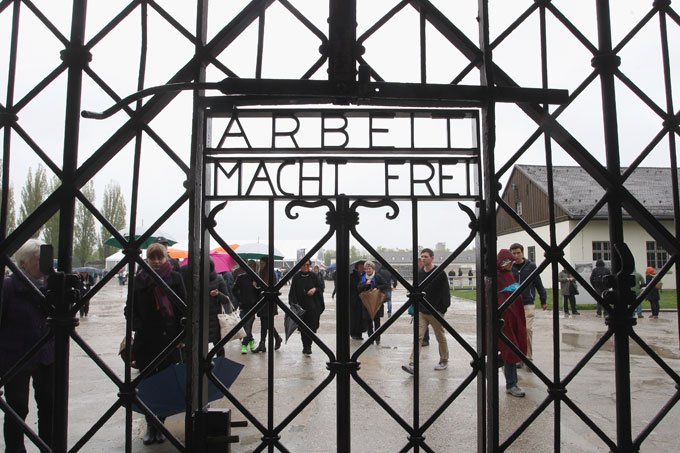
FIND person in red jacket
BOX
[496,249,528,397]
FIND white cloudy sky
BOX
[1,1,676,258]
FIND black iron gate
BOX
[1,1,679,452]
[197,106,484,451]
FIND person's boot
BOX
[274,333,282,350]
[155,417,166,443]
[253,342,266,353]
[142,422,156,445]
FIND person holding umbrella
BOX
[125,243,186,445]
[357,260,389,345]
[289,259,325,355]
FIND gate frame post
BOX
[594,1,633,450]
[334,195,353,452]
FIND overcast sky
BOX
[1,1,676,258]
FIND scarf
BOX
[360,272,376,288]
[140,261,175,318]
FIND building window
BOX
[592,241,611,261]
[527,246,536,263]
[646,241,668,269]
[515,202,523,216]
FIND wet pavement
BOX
[2,280,679,452]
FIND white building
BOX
[497,165,676,290]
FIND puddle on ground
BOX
[562,332,680,360]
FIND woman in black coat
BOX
[289,259,325,355]
[126,243,186,445]
[357,260,389,345]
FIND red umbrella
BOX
[180,252,237,273]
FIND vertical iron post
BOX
[53,1,89,450]
[594,1,632,450]
[334,196,352,452]
[187,1,210,449]
[477,0,498,450]
[328,0,357,83]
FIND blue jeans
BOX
[384,288,393,314]
[504,363,518,389]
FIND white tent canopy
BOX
[105,250,126,271]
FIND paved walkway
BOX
[2,281,679,452]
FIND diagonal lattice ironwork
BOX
[1,1,678,451]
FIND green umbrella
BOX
[235,242,284,260]
[104,228,177,249]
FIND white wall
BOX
[499,219,676,290]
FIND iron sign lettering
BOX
[204,108,479,199]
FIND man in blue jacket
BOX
[510,243,547,367]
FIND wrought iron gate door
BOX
[197,106,483,451]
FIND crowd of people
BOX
[1,236,668,449]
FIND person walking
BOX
[402,248,451,374]
[126,243,186,445]
[509,243,547,367]
[232,260,259,354]
[590,259,611,317]
[645,267,662,319]
[559,268,579,317]
[253,258,282,353]
[207,258,230,357]
[632,270,646,318]
[496,249,528,397]
[289,259,325,355]
[357,260,389,345]
[312,264,325,294]
[1,239,55,452]
[377,264,398,317]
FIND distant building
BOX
[497,165,676,289]
[379,248,476,282]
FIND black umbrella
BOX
[284,303,306,343]
[134,357,244,418]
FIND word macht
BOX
[207,158,476,198]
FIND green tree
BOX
[42,176,61,251]
[100,181,127,259]
[1,184,16,234]
[19,165,49,238]
[73,181,98,266]
[323,249,335,266]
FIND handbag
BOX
[118,335,138,369]
[571,281,579,295]
[359,288,387,320]
[218,302,247,341]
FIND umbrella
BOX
[73,266,102,275]
[179,252,237,273]
[284,303,306,343]
[235,242,284,260]
[104,228,177,249]
[167,247,189,259]
[135,357,244,418]
[211,245,239,254]
[359,289,387,320]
